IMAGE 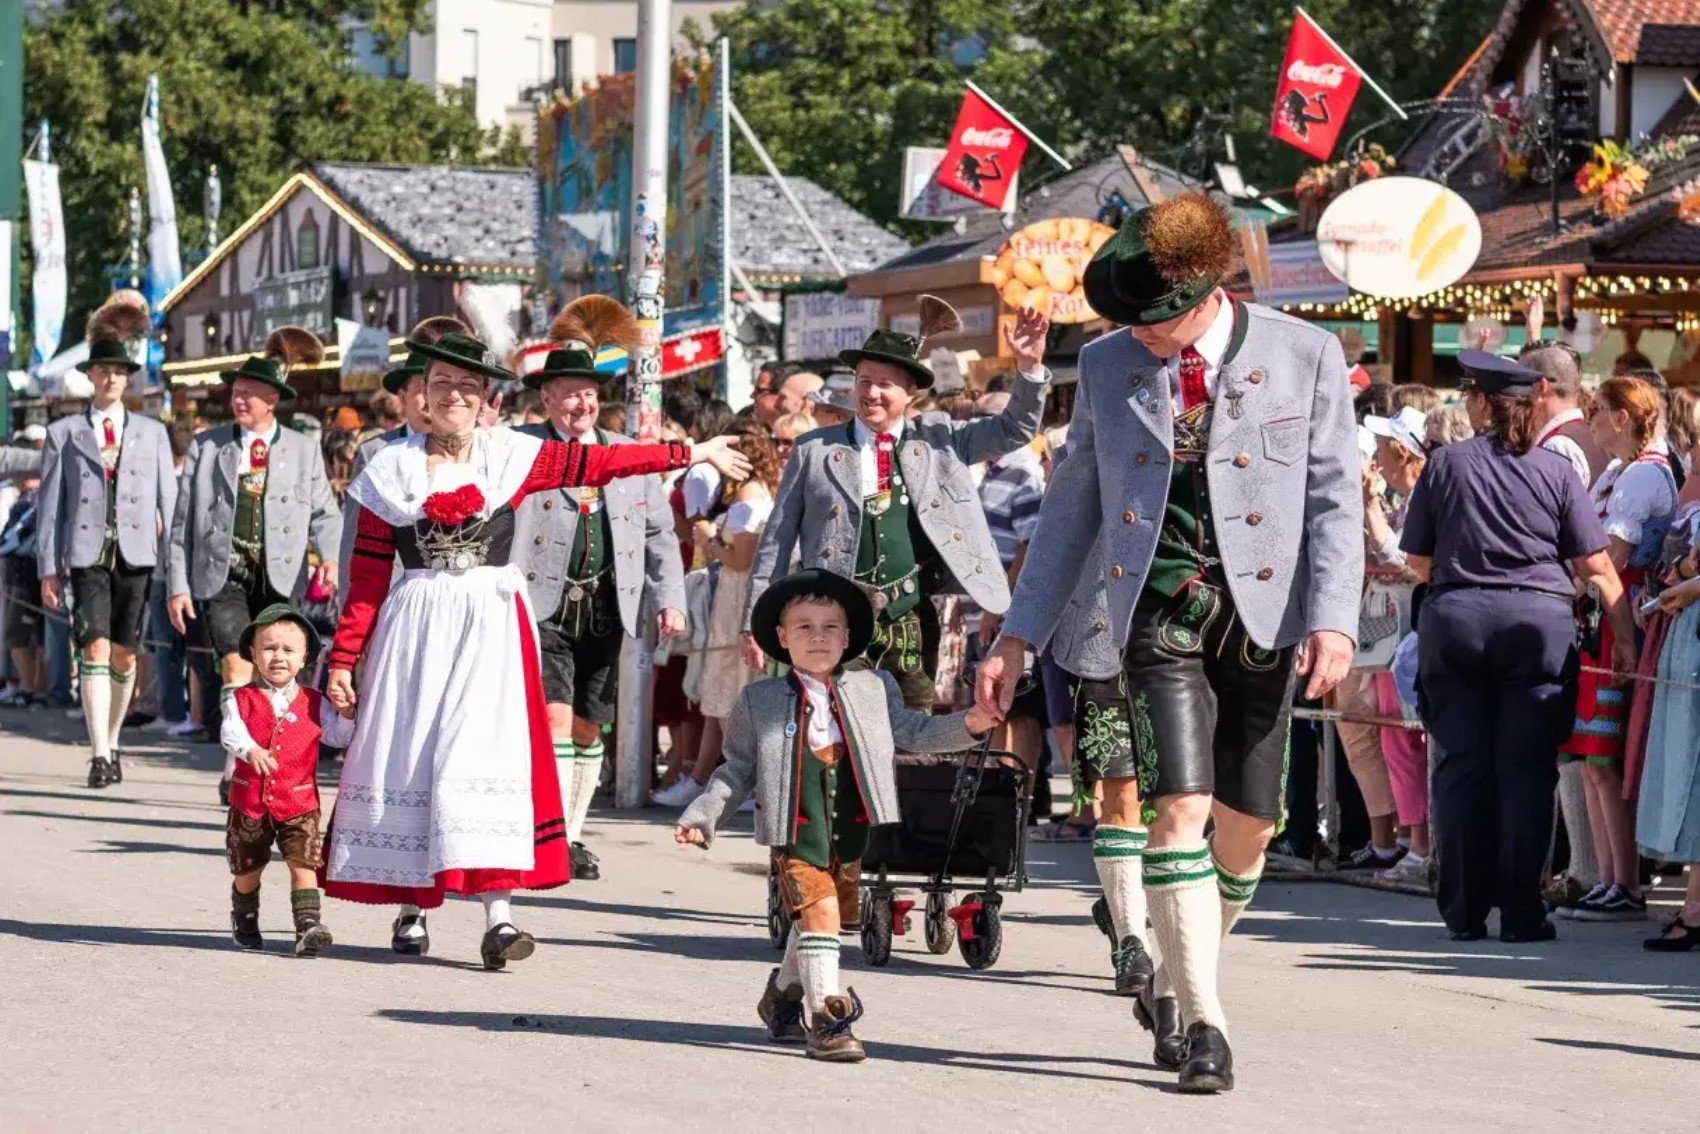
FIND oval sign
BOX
[1315,177,1481,299]
[990,217,1117,324]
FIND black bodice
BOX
[394,503,518,572]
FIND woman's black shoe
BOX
[1177,1023,1234,1093]
[87,757,112,788]
[1133,986,1187,1070]
[480,923,536,971]
[1644,916,1700,951]
[1499,920,1557,944]
[570,841,601,881]
[390,912,429,956]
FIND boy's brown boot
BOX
[756,967,806,1042]
[806,989,867,1063]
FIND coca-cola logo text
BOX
[1287,59,1347,88]
[961,126,1016,148]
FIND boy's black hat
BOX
[750,569,874,667]
[239,603,321,662]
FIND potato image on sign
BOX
[993,218,1118,324]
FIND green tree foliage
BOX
[24,0,527,341]
[711,0,1502,230]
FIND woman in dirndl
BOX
[1642,507,1700,950]
[1560,377,1676,922]
[322,331,747,969]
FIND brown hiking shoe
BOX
[756,967,806,1042]
[806,989,866,1063]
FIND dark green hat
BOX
[1082,203,1224,327]
[220,356,297,403]
[839,329,933,389]
[382,349,428,395]
[749,569,875,668]
[239,603,321,662]
[409,331,515,382]
[83,338,142,375]
[522,346,601,391]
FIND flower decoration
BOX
[1575,141,1650,220]
[422,484,486,527]
[1294,145,1396,228]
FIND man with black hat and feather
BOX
[167,326,343,803]
[978,192,1363,1092]
[742,296,1052,710]
[37,295,177,788]
[514,296,687,883]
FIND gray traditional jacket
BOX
[36,410,177,575]
[1002,302,1363,652]
[745,368,1049,627]
[678,668,975,848]
[512,424,685,633]
[168,423,341,601]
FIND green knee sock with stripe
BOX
[553,739,576,827]
[568,739,605,844]
[1092,825,1149,943]
[108,664,136,749]
[1214,848,1264,940]
[1143,843,1226,1032]
[796,931,840,1016]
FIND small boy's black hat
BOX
[750,569,874,667]
[239,603,321,663]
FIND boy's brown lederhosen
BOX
[773,742,863,924]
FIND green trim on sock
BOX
[1144,865,1218,887]
[1144,845,1217,889]
[578,740,605,760]
[1215,862,1263,905]
[1094,826,1148,858]
[109,666,135,684]
[554,741,575,760]
[1142,846,1212,866]
[797,933,839,951]
[80,663,111,678]
[1094,825,1149,844]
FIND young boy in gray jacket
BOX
[677,568,1000,1062]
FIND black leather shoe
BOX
[217,777,231,807]
[1091,896,1116,956]
[231,907,263,950]
[391,913,430,956]
[480,923,536,971]
[107,751,123,785]
[1448,926,1488,941]
[1177,1022,1234,1093]
[87,757,112,789]
[1500,920,1557,944]
[1112,934,1155,997]
[571,841,602,881]
[1133,987,1187,1071]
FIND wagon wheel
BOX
[766,866,789,950]
[924,891,956,954]
[861,891,894,967]
[958,894,1003,971]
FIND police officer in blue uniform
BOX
[1400,350,1636,943]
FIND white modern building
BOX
[351,0,744,135]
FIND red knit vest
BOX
[226,685,325,822]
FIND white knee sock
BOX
[1215,849,1264,941]
[219,684,242,779]
[482,891,514,930]
[569,739,605,843]
[796,931,839,1015]
[1557,762,1599,886]
[80,663,112,759]
[1144,843,1225,1032]
[108,664,137,751]
[553,738,576,826]
[778,925,802,989]
[1093,825,1149,942]
[396,904,426,938]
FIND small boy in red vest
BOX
[221,604,354,955]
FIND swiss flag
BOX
[937,88,1028,210]
[1270,10,1362,160]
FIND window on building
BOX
[553,38,573,91]
[296,219,320,270]
[461,28,480,102]
[348,26,410,78]
[613,37,638,74]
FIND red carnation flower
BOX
[422,484,486,526]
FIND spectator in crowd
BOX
[1558,377,1674,922]
[599,402,627,434]
[1669,386,1700,476]
[1426,405,1474,449]
[1642,510,1700,949]
[512,388,548,426]
[776,371,824,422]
[806,374,856,428]
[680,400,737,523]
[321,428,359,499]
[771,412,811,470]
[1,456,45,706]
[368,389,403,432]
[656,419,781,807]
[750,363,786,424]
[1391,384,1442,415]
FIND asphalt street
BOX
[2,713,1697,1132]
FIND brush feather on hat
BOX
[263,326,325,375]
[86,297,151,345]
[548,295,641,355]
[408,315,469,346]
[917,294,961,347]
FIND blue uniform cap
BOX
[1458,349,1543,396]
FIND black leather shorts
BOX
[1121,581,1296,821]
[200,569,288,662]
[537,581,622,724]
[70,561,154,650]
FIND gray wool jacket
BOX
[678,667,975,848]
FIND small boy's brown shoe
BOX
[806,989,867,1063]
[756,967,806,1042]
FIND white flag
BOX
[141,74,182,311]
[23,160,66,368]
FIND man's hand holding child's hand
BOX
[964,702,1003,737]
[673,824,707,849]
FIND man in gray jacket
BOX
[743,297,1052,709]
[167,328,341,800]
[37,312,177,788]
[514,297,686,882]
[978,194,1361,1092]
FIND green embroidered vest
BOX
[790,740,868,868]
[850,425,936,622]
[231,427,274,573]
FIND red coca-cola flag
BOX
[1270,10,1363,160]
[937,87,1029,210]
